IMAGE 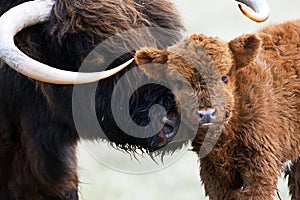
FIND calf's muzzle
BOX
[197,108,217,125]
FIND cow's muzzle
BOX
[149,114,180,151]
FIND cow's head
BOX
[0,0,187,152]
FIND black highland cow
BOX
[0,0,184,199]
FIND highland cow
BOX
[0,0,184,199]
[135,19,300,200]
[0,0,271,199]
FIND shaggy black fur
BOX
[0,0,184,199]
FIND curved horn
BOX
[236,0,270,23]
[0,0,133,84]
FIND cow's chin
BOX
[148,113,180,151]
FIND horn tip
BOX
[238,4,269,23]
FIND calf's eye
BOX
[221,75,228,83]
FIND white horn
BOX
[0,0,133,84]
[236,0,270,23]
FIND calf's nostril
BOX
[211,108,217,117]
[199,113,203,119]
[197,110,205,119]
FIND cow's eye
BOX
[177,81,184,89]
[221,75,228,83]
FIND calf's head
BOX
[135,33,262,136]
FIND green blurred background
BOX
[77,1,300,199]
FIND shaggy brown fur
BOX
[135,19,300,199]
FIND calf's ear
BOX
[135,48,169,78]
[229,34,261,70]
[135,48,168,65]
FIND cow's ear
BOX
[135,48,169,78]
[229,34,261,69]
